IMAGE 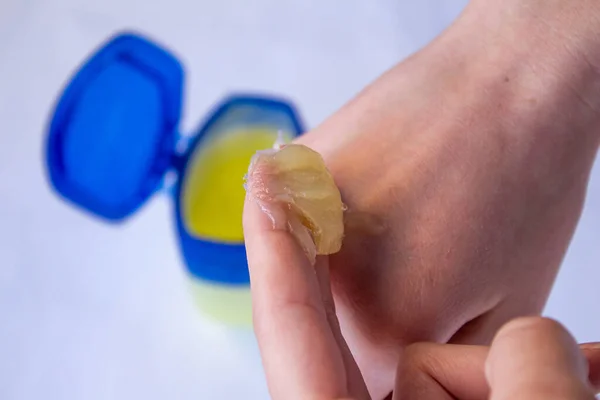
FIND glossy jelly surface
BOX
[245,142,344,263]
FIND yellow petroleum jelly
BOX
[181,127,292,326]
[183,127,290,241]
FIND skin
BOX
[244,0,600,398]
[244,198,600,399]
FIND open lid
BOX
[46,32,184,221]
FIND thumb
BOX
[486,317,596,400]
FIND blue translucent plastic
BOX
[46,33,183,221]
[45,32,305,286]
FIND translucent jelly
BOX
[245,141,344,263]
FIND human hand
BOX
[243,203,600,399]
[273,0,600,396]
[393,317,600,400]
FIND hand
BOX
[243,202,600,399]
[275,0,600,396]
[394,318,600,400]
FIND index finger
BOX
[243,197,349,400]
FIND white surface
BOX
[0,0,597,399]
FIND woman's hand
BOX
[243,199,600,399]
[394,317,600,400]
[266,0,600,396]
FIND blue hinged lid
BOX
[46,32,184,221]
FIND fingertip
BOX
[242,194,315,304]
[489,317,585,377]
[243,195,273,236]
[487,317,594,399]
[494,317,570,342]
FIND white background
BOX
[0,0,597,398]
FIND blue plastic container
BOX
[45,32,305,325]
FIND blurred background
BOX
[0,0,597,398]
